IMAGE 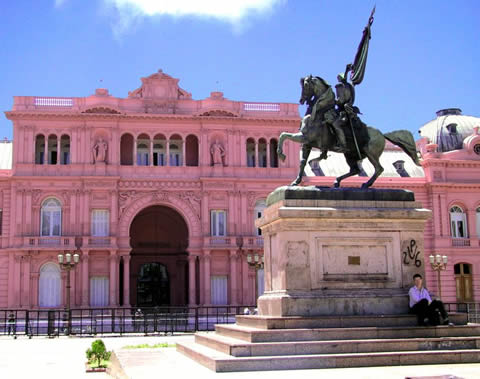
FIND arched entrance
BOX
[129,205,189,306]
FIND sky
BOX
[1,0,479,140]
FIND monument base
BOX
[256,186,432,317]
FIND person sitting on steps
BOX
[409,273,452,326]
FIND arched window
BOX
[136,134,150,166]
[169,134,182,166]
[47,135,58,164]
[153,134,167,166]
[60,134,70,164]
[35,135,45,164]
[258,138,267,167]
[120,134,133,165]
[476,207,480,238]
[454,263,473,302]
[269,138,279,168]
[185,135,199,166]
[38,263,61,307]
[254,200,266,236]
[246,138,255,167]
[450,206,468,238]
[41,198,62,236]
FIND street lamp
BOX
[247,252,264,306]
[429,254,448,299]
[58,250,80,334]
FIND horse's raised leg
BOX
[291,145,312,186]
[333,156,362,188]
[277,132,306,161]
[361,150,384,189]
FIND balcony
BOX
[22,236,76,249]
[204,236,264,249]
[451,238,471,247]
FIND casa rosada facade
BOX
[1,69,480,310]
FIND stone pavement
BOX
[0,334,479,379]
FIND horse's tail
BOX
[384,130,421,166]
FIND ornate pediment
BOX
[82,107,121,114]
[199,110,238,117]
[128,69,192,101]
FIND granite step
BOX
[214,323,480,343]
[235,313,468,329]
[177,340,480,372]
[195,331,480,357]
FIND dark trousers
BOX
[411,299,449,326]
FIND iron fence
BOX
[444,302,480,323]
[0,305,256,338]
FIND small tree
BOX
[86,339,111,368]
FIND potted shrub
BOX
[85,339,111,372]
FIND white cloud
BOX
[104,0,285,37]
[54,0,68,7]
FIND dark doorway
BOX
[136,263,170,307]
[129,205,189,306]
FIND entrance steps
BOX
[176,313,480,372]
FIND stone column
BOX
[440,194,448,236]
[83,190,90,236]
[188,254,197,306]
[182,138,186,166]
[13,254,21,307]
[133,138,137,166]
[23,255,31,308]
[229,250,238,305]
[254,141,258,167]
[45,138,49,165]
[266,141,271,168]
[166,138,170,166]
[241,253,249,305]
[123,255,131,307]
[81,252,89,307]
[110,190,118,235]
[56,137,61,165]
[149,139,153,166]
[203,251,211,305]
[109,251,118,306]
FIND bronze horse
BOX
[277,75,421,188]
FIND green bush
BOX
[86,339,111,368]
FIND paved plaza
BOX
[0,334,480,378]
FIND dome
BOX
[418,108,480,152]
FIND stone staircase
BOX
[176,314,480,372]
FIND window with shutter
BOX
[91,209,109,237]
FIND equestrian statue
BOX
[277,7,421,188]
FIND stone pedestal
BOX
[255,186,432,317]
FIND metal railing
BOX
[0,305,255,338]
[444,302,480,323]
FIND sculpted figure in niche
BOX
[210,139,225,166]
[92,138,108,163]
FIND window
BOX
[454,263,473,302]
[476,207,480,238]
[0,209,2,235]
[450,206,468,238]
[38,263,61,307]
[91,209,109,236]
[90,277,109,307]
[41,198,61,236]
[211,276,228,305]
[254,200,266,236]
[246,138,255,167]
[211,210,227,236]
[169,143,181,166]
[137,143,149,166]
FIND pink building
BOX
[1,70,300,309]
[1,70,479,309]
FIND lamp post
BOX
[247,252,264,306]
[429,254,448,299]
[57,250,80,334]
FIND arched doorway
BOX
[129,205,189,306]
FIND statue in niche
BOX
[210,139,225,166]
[92,138,108,163]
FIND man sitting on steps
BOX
[409,273,452,326]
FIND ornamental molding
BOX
[4,111,299,124]
[118,180,200,189]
